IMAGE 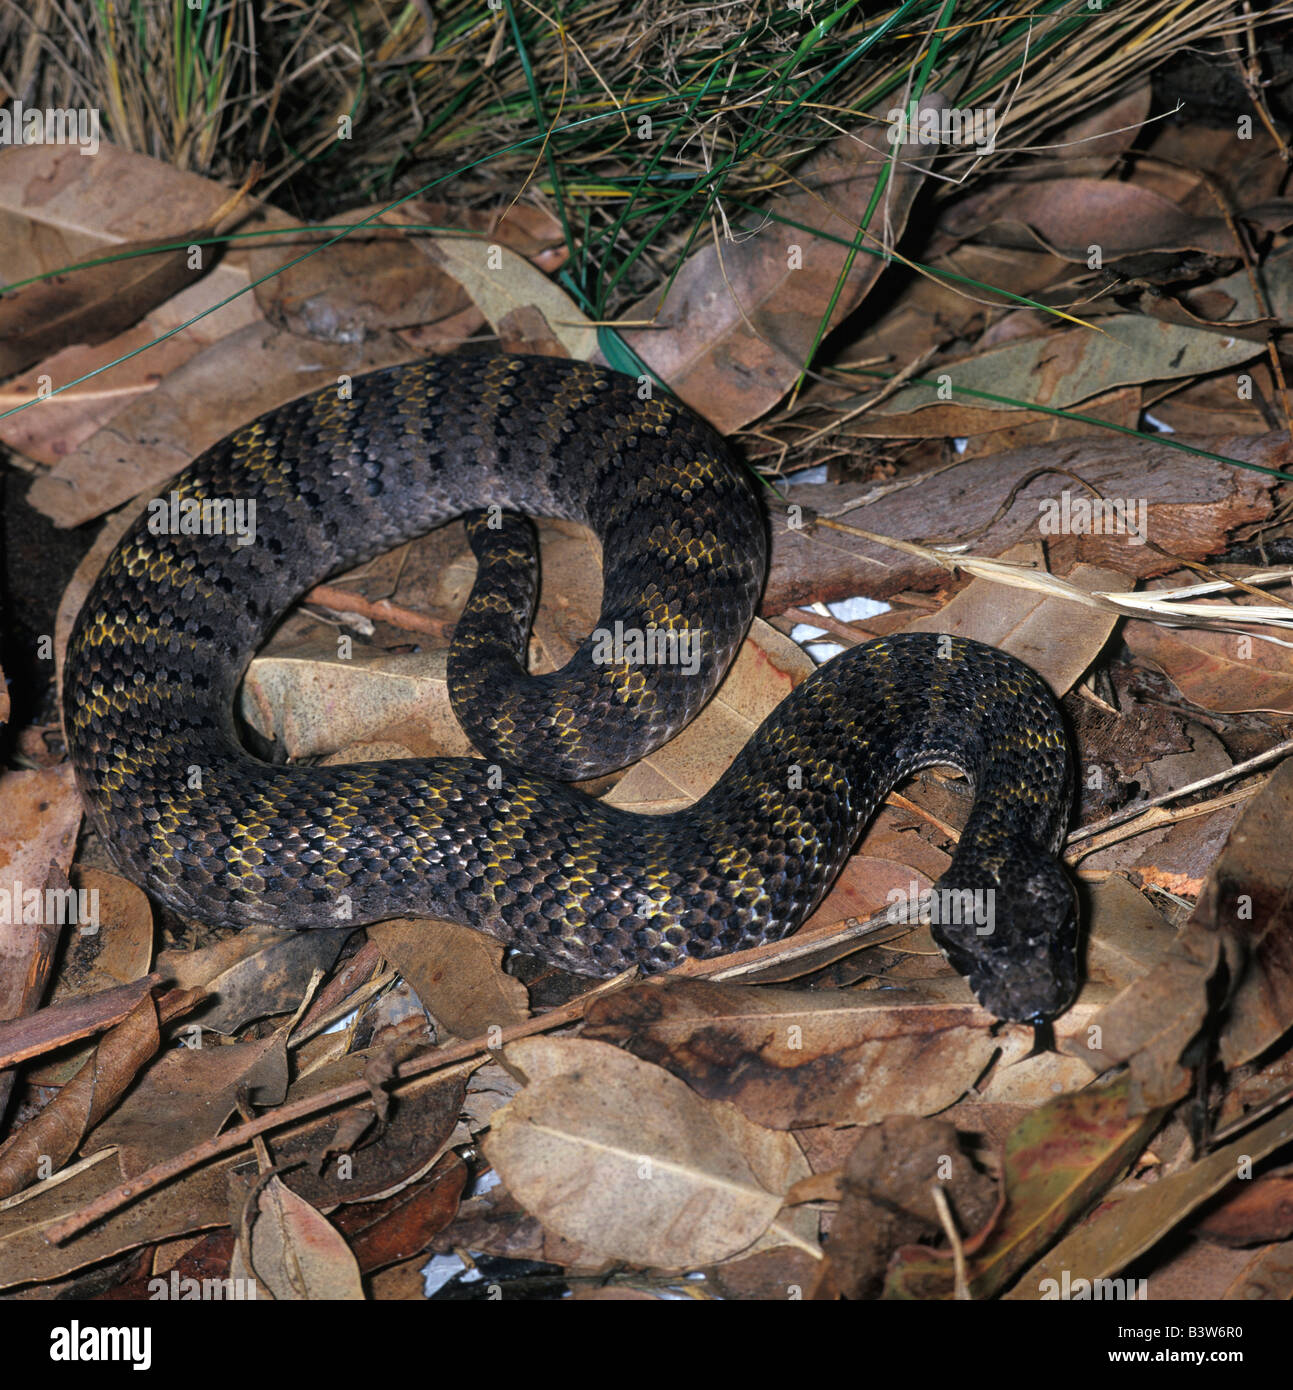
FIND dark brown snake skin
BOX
[63,354,1079,1023]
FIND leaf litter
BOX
[3,27,1293,1306]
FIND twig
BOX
[1066,738,1293,844]
[43,968,636,1245]
[303,583,453,639]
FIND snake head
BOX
[931,841,1080,1025]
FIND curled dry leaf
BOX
[485,1037,812,1268]
[20,865,160,1085]
[330,1152,469,1274]
[0,974,161,1072]
[1223,1243,1293,1301]
[233,1176,364,1301]
[885,1074,1163,1300]
[429,1183,593,1273]
[824,1116,998,1300]
[0,993,163,1200]
[1082,757,1293,1108]
[155,923,350,1036]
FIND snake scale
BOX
[63,353,1079,1023]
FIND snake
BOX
[62,353,1079,1024]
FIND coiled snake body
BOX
[64,355,1078,1023]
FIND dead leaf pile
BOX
[3,53,1293,1307]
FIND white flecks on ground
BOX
[421,1252,472,1295]
[790,595,891,663]
[787,463,830,484]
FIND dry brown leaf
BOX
[90,1031,289,1177]
[414,230,594,360]
[1079,873,1179,998]
[154,924,350,1035]
[331,1152,469,1275]
[0,1057,466,1290]
[0,219,229,382]
[486,1036,813,1268]
[1196,1165,1293,1247]
[0,142,261,466]
[840,243,1070,373]
[765,432,1276,614]
[1010,1097,1293,1300]
[429,1183,595,1272]
[1082,757,1293,1107]
[0,993,162,1200]
[233,1177,364,1300]
[940,178,1246,261]
[583,975,1017,1128]
[0,765,82,1119]
[902,549,1129,693]
[369,918,529,1038]
[888,1074,1162,1299]
[248,199,565,344]
[22,863,159,1086]
[27,323,415,528]
[607,95,946,433]
[824,1115,997,1299]
[1222,1242,1293,1300]
[0,975,163,1072]
[1124,600,1293,716]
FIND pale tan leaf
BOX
[238,1176,365,1301]
[417,234,595,360]
[369,918,529,1038]
[486,1037,812,1268]
[902,548,1131,691]
[241,642,474,761]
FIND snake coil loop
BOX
[64,355,1078,1022]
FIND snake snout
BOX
[933,842,1080,1024]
